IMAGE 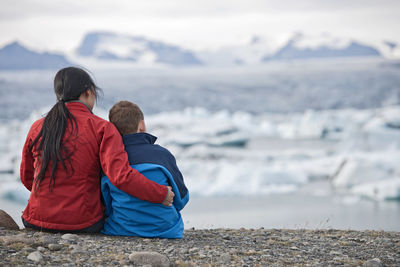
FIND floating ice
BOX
[351,177,400,201]
[1,104,399,201]
[0,180,30,204]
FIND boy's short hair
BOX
[109,101,144,135]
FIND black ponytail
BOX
[29,67,100,192]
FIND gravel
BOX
[0,228,399,266]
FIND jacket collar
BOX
[65,101,93,113]
[122,132,158,146]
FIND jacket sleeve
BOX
[100,177,112,217]
[167,153,189,211]
[99,122,168,204]
[20,123,36,192]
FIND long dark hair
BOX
[29,67,100,192]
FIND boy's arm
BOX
[167,152,189,211]
[100,177,112,217]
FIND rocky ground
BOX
[0,227,399,266]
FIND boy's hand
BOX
[162,186,175,206]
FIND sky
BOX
[1,0,400,54]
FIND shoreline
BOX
[0,228,399,266]
[182,188,400,231]
[2,187,400,231]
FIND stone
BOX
[33,231,45,237]
[175,260,196,267]
[0,235,34,245]
[48,243,63,251]
[21,247,36,253]
[69,244,80,250]
[27,251,43,262]
[71,248,84,254]
[180,248,189,254]
[129,251,169,267]
[363,258,383,267]
[219,252,231,263]
[61,233,79,241]
[69,245,84,254]
[333,256,346,262]
[164,246,174,254]
[329,250,343,255]
[0,210,19,230]
[39,235,58,245]
[188,247,199,253]
[37,246,46,252]
[222,235,231,240]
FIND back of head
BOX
[54,67,100,102]
[109,101,144,135]
[30,66,100,192]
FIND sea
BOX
[1,57,400,230]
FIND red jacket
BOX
[20,102,168,230]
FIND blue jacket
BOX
[101,133,189,238]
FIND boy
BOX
[101,101,189,238]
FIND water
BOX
[1,58,400,122]
[1,58,400,230]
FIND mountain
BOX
[381,40,400,58]
[76,32,202,66]
[197,36,275,66]
[0,42,71,70]
[264,33,381,61]
[197,33,384,66]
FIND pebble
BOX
[219,252,231,263]
[69,244,80,250]
[37,246,46,252]
[21,247,36,253]
[329,250,343,255]
[39,235,58,245]
[363,258,383,267]
[128,251,169,267]
[188,247,199,253]
[180,248,189,254]
[61,233,79,241]
[333,256,346,262]
[48,243,63,251]
[164,246,174,254]
[199,253,207,259]
[69,244,84,254]
[27,251,43,262]
[33,231,45,237]
[0,235,34,245]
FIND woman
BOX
[20,67,174,233]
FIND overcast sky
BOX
[1,0,399,53]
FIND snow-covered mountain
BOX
[196,36,275,66]
[76,32,202,66]
[0,42,71,70]
[197,32,384,66]
[380,40,400,58]
[0,32,394,70]
[264,33,381,61]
